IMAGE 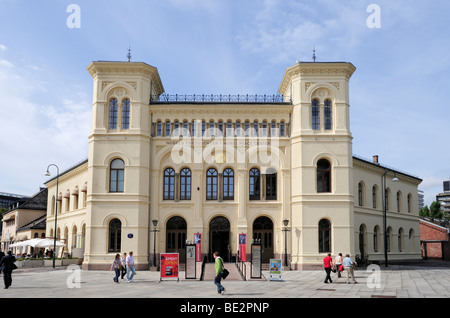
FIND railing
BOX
[235,251,247,281]
[151,93,290,104]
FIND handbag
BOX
[222,268,229,279]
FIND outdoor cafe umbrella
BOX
[34,238,66,248]
[9,238,65,248]
[9,238,44,248]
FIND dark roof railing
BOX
[150,93,291,104]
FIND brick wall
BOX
[420,219,450,260]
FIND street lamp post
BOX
[45,164,59,269]
[151,219,159,267]
[381,169,398,267]
[282,219,290,269]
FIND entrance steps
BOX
[202,263,244,281]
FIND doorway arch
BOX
[209,216,230,262]
[166,216,187,263]
[253,216,274,263]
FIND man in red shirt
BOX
[323,253,333,283]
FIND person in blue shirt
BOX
[343,254,357,284]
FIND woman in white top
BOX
[334,253,343,278]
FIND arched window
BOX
[319,219,331,253]
[397,191,402,212]
[163,168,175,200]
[109,98,118,130]
[108,218,121,252]
[271,121,277,136]
[266,170,277,200]
[373,226,379,252]
[122,98,130,130]
[180,168,191,200]
[372,186,377,209]
[358,182,364,206]
[156,121,162,136]
[261,121,267,137]
[312,99,320,130]
[206,168,218,200]
[249,168,261,200]
[110,159,124,192]
[317,159,331,193]
[280,121,285,136]
[407,194,412,213]
[253,120,259,136]
[165,121,171,136]
[398,228,404,252]
[324,99,332,130]
[223,168,234,200]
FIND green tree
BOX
[429,201,443,219]
[419,205,429,217]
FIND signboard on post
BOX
[251,244,262,279]
[160,253,179,282]
[185,244,196,279]
[194,233,202,262]
[269,259,283,281]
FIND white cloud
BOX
[0,44,7,52]
[0,54,90,195]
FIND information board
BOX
[251,244,262,278]
[185,245,196,279]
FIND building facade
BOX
[44,60,422,270]
[1,188,47,253]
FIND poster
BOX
[185,245,196,279]
[269,259,283,281]
[239,233,247,262]
[194,233,202,262]
[160,253,179,280]
[251,244,261,278]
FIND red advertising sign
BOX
[194,233,202,262]
[160,253,179,279]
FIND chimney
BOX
[373,155,379,164]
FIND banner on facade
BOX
[239,233,247,262]
[160,253,179,281]
[194,233,202,262]
[269,259,283,281]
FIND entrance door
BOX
[253,216,273,263]
[166,216,187,263]
[209,216,230,262]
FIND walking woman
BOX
[121,252,127,281]
[334,253,343,278]
[111,253,121,283]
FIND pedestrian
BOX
[121,252,127,281]
[323,253,333,283]
[126,251,135,283]
[110,253,121,283]
[0,251,4,274]
[334,253,343,278]
[213,251,226,295]
[0,251,17,289]
[343,254,357,284]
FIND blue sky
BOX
[0,0,449,207]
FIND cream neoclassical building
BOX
[44,60,422,270]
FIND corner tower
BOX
[83,61,164,270]
[279,62,357,269]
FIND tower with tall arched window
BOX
[279,62,357,269]
[83,61,164,270]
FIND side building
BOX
[44,60,422,270]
